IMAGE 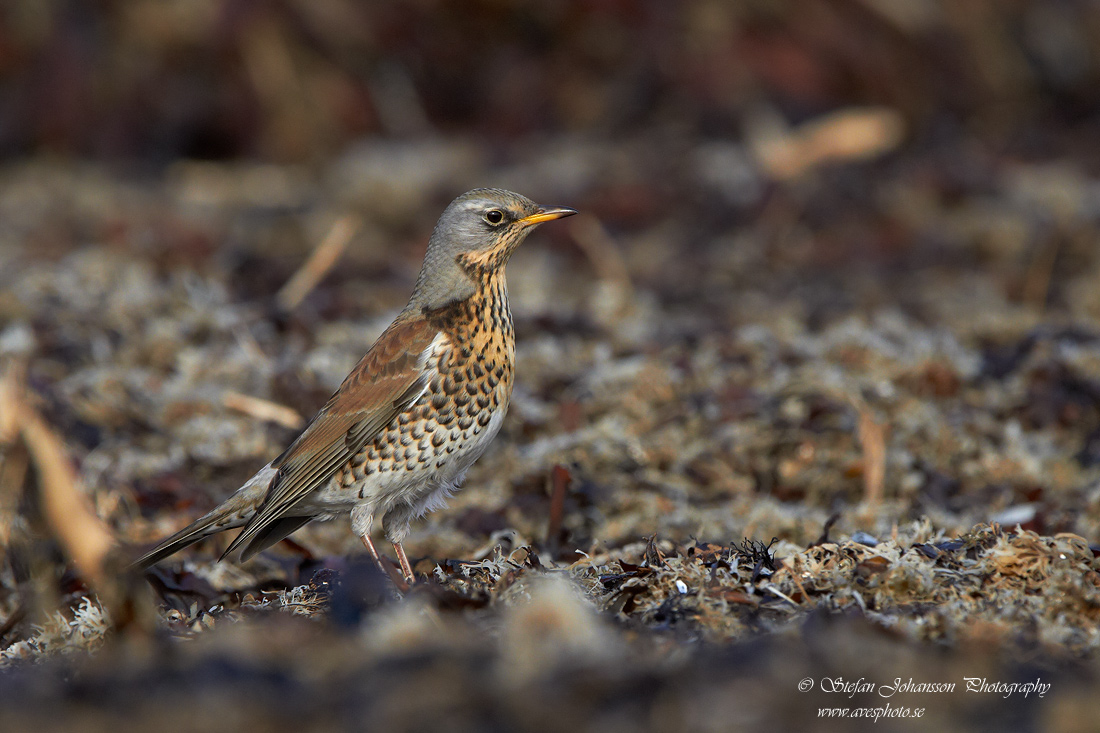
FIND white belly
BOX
[312,403,506,523]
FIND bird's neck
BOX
[416,267,511,332]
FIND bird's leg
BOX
[393,542,415,584]
[353,506,407,590]
[359,534,409,591]
[359,532,383,565]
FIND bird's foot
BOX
[359,534,410,592]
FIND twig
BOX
[781,378,889,509]
[568,214,632,289]
[546,464,570,555]
[762,583,801,609]
[276,214,362,311]
[568,214,634,321]
[0,367,115,588]
[1021,236,1060,313]
[747,105,905,180]
[223,390,305,430]
[858,408,886,507]
[0,366,29,547]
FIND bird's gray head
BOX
[409,188,576,312]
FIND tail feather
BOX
[134,464,278,568]
[135,515,238,568]
[231,515,313,563]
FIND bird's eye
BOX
[484,209,504,225]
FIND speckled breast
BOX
[330,274,515,506]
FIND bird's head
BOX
[410,188,576,311]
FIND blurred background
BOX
[5,0,1100,160]
[4,0,1100,323]
[5,2,1100,731]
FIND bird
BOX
[136,189,576,583]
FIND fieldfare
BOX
[136,189,576,583]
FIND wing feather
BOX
[221,315,441,560]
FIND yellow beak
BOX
[517,206,578,227]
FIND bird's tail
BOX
[134,465,277,568]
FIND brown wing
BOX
[222,314,440,560]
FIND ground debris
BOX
[5,70,1100,723]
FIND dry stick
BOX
[748,105,905,181]
[1021,236,1061,313]
[0,368,28,548]
[2,367,155,637]
[0,363,21,440]
[568,214,635,322]
[780,378,888,511]
[276,215,362,311]
[223,390,304,430]
[546,465,570,555]
[0,367,39,637]
[22,404,117,589]
[569,214,633,289]
[0,368,115,588]
[857,409,886,508]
